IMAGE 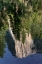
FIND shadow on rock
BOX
[5,30,16,56]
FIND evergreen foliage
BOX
[0,0,42,44]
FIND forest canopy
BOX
[0,0,42,43]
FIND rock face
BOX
[6,19,42,58]
[8,28,36,58]
[6,28,42,58]
[15,33,36,58]
[6,19,36,58]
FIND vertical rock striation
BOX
[15,33,36,58]
[9,28,36,58]
[7,19,36,58]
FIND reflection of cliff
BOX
[6,30,16,56]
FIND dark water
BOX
[0,30,42,64]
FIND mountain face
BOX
[0,0,42,58]
[6,25,36,58]
[6,28,42,58]
[15,33,36,58]
[6,19,42,58]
